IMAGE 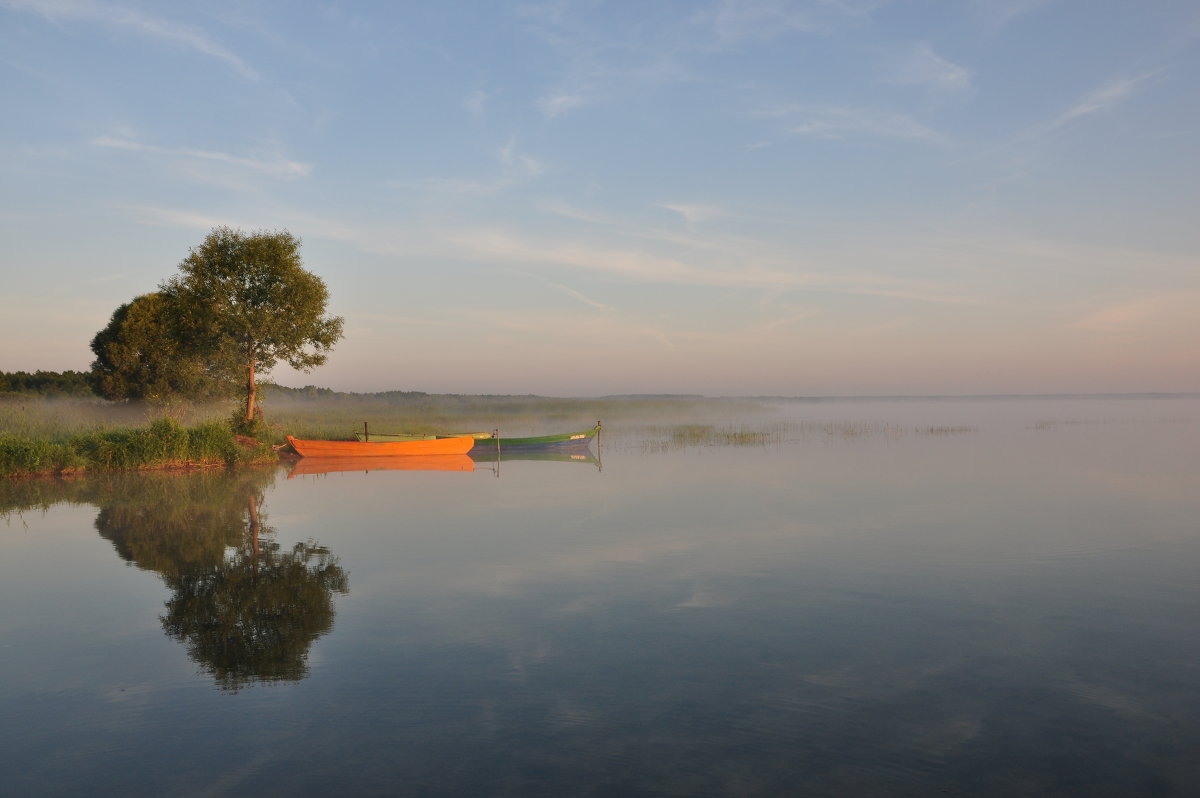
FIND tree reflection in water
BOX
[159,500,348,690]
[3,468,348,691]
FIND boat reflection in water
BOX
[287,454,476,478]
[470,449,600,467]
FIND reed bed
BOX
[632,419,931,451]
[917,425,979,435]
[0,396,226,438]
[635,422,786,452]
[0,417,272,478]
[260,394,764,443]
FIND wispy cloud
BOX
[692,0,889,44]
[1040,72,1158,132]
[4,0,258,80]
[548,282,614,312]
[406,140,547,196]
[954,71,1160,168]
[517,1,694,119]
[762,103,950,145]
[971,0,1051,28]
[536,200,621,226]
[658,203,724,229]
[123,204,369,247]
[537,92,588,118]
[692,0,825,43]
[463,89,490,116]
[448,226,973,305]
[93,136,311,179]
[886,43,971,92]
[499,139,547,178]
[125,205,239,230]
[1072,293,1200,339]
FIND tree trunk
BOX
[246,353,256,422]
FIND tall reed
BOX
[1,417,271,478]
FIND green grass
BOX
[0,416,272,478]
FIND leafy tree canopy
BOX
[160,227,344,421]
[89,293,235,402]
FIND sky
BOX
[1,0,1198,397]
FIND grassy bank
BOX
[0,417,274,478]
[0,392,774,476]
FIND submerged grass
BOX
[637,423,783,451]
[917,425,979,435]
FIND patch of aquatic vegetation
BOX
[633,419,975,451]
[796,421,904,440]
[917,425,978,435]
[638,424,778,451]
[1030,417,1192,430]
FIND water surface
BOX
[2,397,1198,796]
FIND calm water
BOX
[2,397,1198,797]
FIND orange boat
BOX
[287,454,475,477]
[286,434,476,457]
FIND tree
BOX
[160,227,344,423]
[88,468,349,691]
[89,293,233,401]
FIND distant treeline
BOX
[0,370,95,398]
[0,375,708,405]
[261,384,551,407]
[0,376,553,404]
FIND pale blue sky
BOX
[2,0,1198,396]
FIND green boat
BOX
[356,423,601,453]
[465,423,601,453]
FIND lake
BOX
[2,396,1198,797]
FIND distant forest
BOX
[0,370,95,398]
[0,373,576,405]
[0,372,704,404]
[260,384,555,406]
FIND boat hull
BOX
[286,435,476,457]
[468,427,600,452]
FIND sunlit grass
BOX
[0,396,226,439]
[0,414,271,478]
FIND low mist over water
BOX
[2,396,1198,796]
